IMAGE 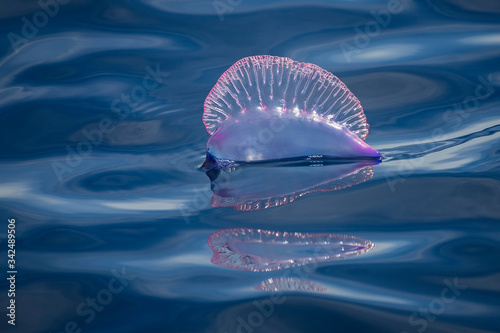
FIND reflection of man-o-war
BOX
[255,278,327,293]
[208,228,374,272]
[205,160,378,211]
[202,55,381,167]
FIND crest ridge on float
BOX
[203,55,369,141]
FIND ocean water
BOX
[1,1,500,333]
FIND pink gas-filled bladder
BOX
[202,55,381,167]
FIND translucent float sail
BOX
[203,55,381,166]
[208,228,375,272]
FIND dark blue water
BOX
[1,1,500,332]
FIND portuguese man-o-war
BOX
[208,228,375,272]
[202,55,381,167]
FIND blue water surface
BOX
[1,0,499,332]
